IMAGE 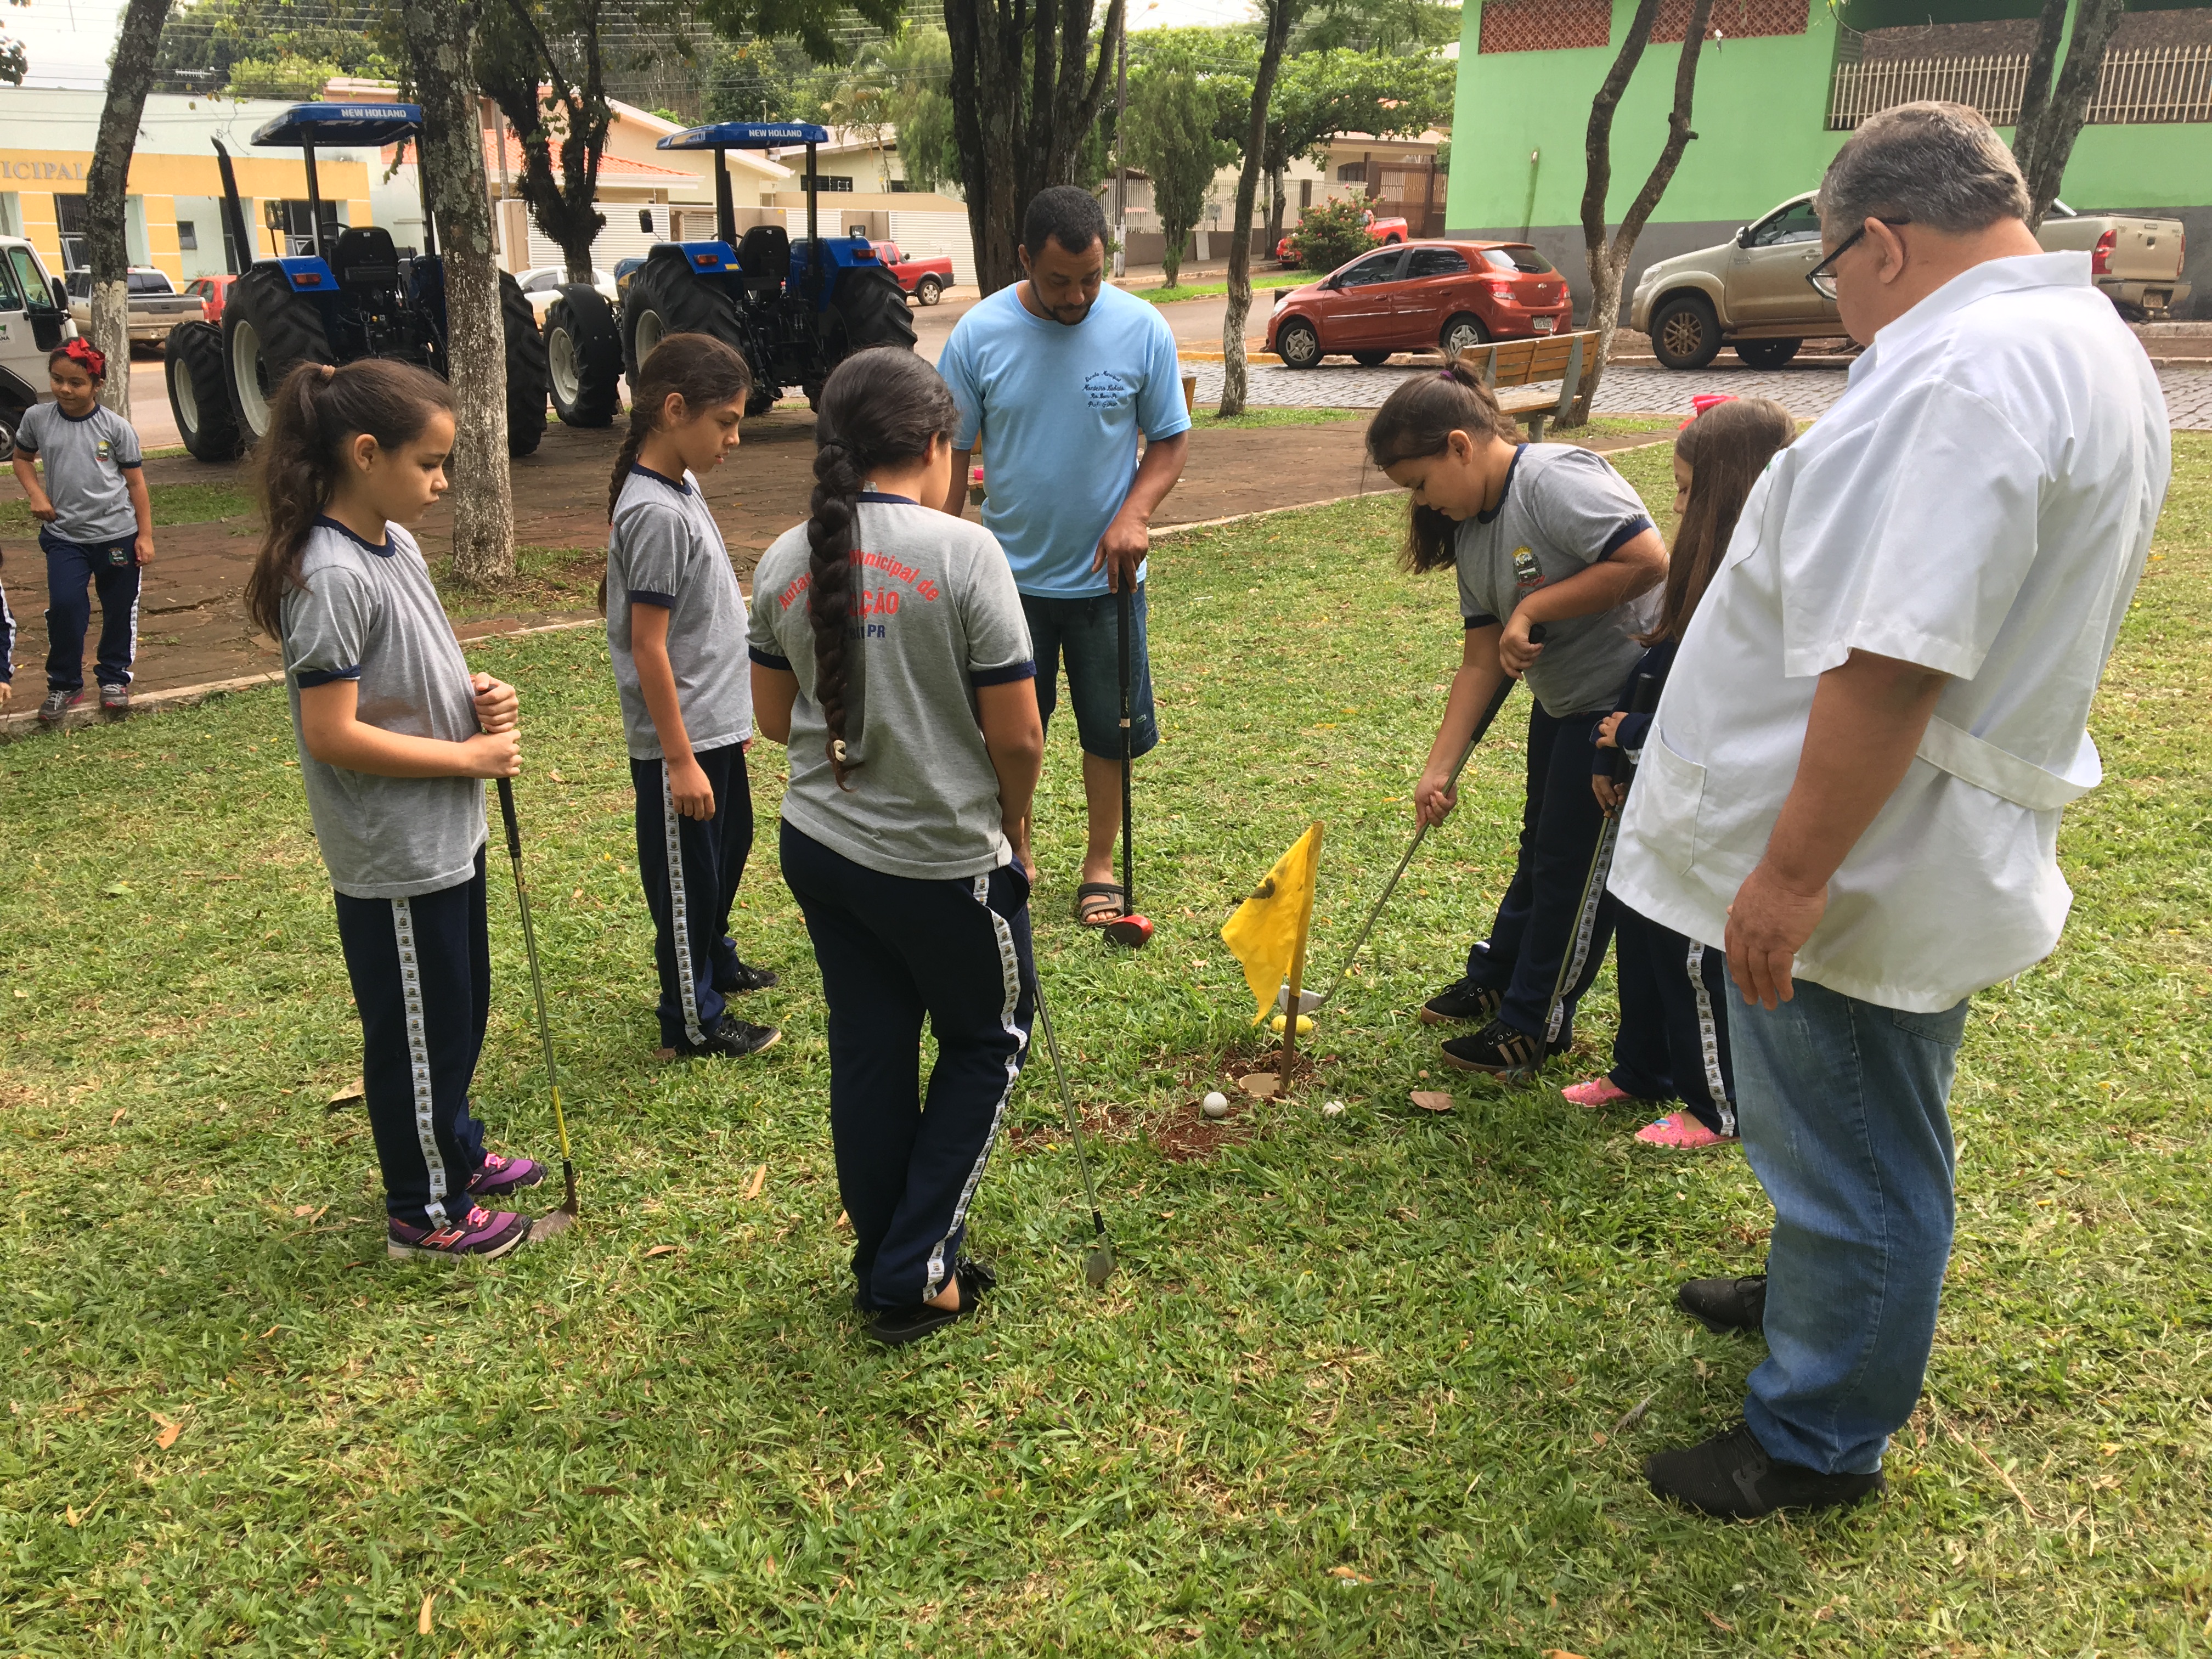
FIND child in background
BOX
[603,332,780,1063]
[246,358,544,1261]
[1367,363,1667,1076]
[1570,396,1798,1147]
[15,341,153,722]
[751,348,1043,1348]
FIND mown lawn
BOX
[1,437,2206,1655]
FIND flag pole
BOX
[1279,822,1323,1084]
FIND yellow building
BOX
[0,88,377,282]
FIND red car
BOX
[182,273,238,324]
[868,240,955,305]
[1266,240,1571,368]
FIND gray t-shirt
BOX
[1454,443,1657,717]
[17,400,142,545]
[605,465,753,761]
[282,518,487,900]
[748,494,1036,881]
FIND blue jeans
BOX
[1019,584,1159,761]
[42,529,140,691]
[1734,978,1970,1474]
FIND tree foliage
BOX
[695,0,905,72]
[1286,194,1375,270]
[473,0,628,283]
[1124,37,1235,285]
[154,0,395,92]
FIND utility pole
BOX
[1112,24,1127,279]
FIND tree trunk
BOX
[84,0,173,419]
[1219,0,1293,418]
[405,0,515,587]
[1266,163,1288,251]
[1567,0,1712,426]
[946,0,1123,295]
[482,0,610,284]
[2013,0,2125,228]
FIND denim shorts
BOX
[1020,584,1159,761]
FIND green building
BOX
[1445,0,2211,319]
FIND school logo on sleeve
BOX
[1511,546,1546,595]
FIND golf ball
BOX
[1322,1099,1346,1118]
[1201,1091,1231,1118]
[1268,1013,1317,1037]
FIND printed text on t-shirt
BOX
[778,546,945,610]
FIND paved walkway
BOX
[1183,358,2212,429]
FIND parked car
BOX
[1633,190,2194,369]
[868,240,954,304]
[1266,240,1572,369]
[182,272,238,324]
[516,265,618,321]
[64,268,204,351]
[1276,210,1409,266]
[0,236,74,456]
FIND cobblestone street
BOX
[1184,358,2212,430]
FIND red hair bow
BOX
[60,337,108,380]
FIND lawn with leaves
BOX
[1,438,2207,1654]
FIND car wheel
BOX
[1351,349,1393,366]
[1734,338,1800,370]
[1650,292,1722,370]
[1277,318,1321,368]
[1439,313,1489,360]
[915,274,943,306]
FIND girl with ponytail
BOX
[749,346,1043,1348]
[602,332,781,1064]
[252,357,543,1262]
[1365,357,1668,1083]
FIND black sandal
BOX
[1074,881,1127,927]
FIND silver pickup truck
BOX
[64,268,205,350]
[1633,192,2192,368]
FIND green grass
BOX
[0,478,256,535]
[1,438,2207,1653]
[1135,270,1313,305]
[1188,407,1365,430]
[430,545,606,623]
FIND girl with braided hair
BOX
[603,333,780,1063]
[749,347,1044,1348]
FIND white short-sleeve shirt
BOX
[1610,252,2171,1013]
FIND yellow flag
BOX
[1221,823,1323,1023]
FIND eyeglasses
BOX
[1805,217,1910,300]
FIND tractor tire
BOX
[1734,338,1799,370]
[224,263,332,445]
[622,249,745,387]
[166,320,240,462]
[545,286,622,428]
[827,264,919,356]
[500,270,549,458]
[1649,292,1722,370]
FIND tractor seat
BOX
[329,226,401,291]
[735,224,790,295]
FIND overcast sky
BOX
[10,0,1262,94]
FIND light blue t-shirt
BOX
[937,281,1190,599]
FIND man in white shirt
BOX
[1610,101,2170,1517]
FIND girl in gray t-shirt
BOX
[751,348,1043,1347]
[246,358,543,1263]
[1367,362,1666,1080]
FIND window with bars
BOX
[1477,0,1612,54]
[1654,0,1807,44]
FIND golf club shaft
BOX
[497,778,572,1166]
[1117,582,1135,912]
[1029,964,1107,1232]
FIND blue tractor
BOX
[618,122,916,414]
[164,102,548,463]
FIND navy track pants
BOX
[42,530,140,691]
[631,742,755,1049]
[780,823,1035,1311]
[1606,904,1737,1135]
[332,849,493,1227]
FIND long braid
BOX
[805,435,864,787]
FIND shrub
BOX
[1288,198,1377,274]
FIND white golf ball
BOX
[1201,1091,1231,1119]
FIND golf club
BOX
[1104,580,1154,949]
[495,778,580,1242]
[1028,961,1116,1287]
[1295,624,1547,1014]
[1510,671,1662,1081]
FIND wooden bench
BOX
[1453,330,1598,441]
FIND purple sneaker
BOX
[467,1153,545,1198]
[387,1205,530,1261]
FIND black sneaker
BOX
[1645,1421,1886,1519]
[1417,978,1502,1026]
[1440,1016,1556,1075]
[864,1256,996,1348]
[671,1013,782,1060]
[98,682,130,716]
[1678,1273,1767,1334]
[714,958,780,995]
[37,687,83,725]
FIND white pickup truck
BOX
[64,267,205,350]
[0,235,74,456]
[2035,201,2191,323]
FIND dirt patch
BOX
[1153,1099,1256,1163]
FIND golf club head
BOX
[1103,912,1154,948]
[525,1163,580,1243]
[1273,986,1324,1015]
[1084,1244,1115,1288]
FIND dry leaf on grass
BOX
[1327,1566,1372,1584]
[110,1108,126,1127]
[1409,1090,1454,1113]
[151,1413,181,1451]
[1541,1651,1594,1659]
[418,1593,434,1635]
[743,1164,767,1200]
[328,1077,364,1105]
[1704,1610,1734,1632]
[834,1210,850,1231]
[63,1505,80,1527]
[644,1244,679,1260]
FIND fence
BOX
[1829,43,2212,129]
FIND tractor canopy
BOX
[658,121,829,150]
[249,103,423,148]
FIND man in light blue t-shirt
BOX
[936,186,1190,927]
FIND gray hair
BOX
[1816,101,2032,237]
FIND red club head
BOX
[1104,912,1154,949]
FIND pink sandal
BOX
[1634,1113,1737,1150]
[1561,1077,1633,1109]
